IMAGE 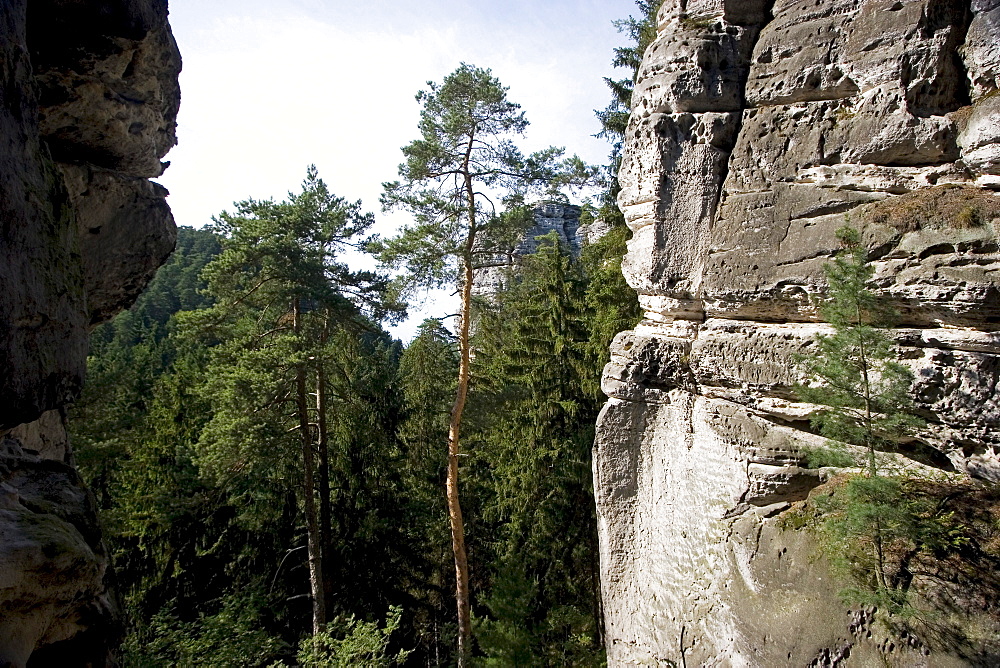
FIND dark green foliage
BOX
[122,588,287,668]
[812,475,964,613]
[579,207,640,370]
[798,445,857,469]
[469,234,608,665]
[377,63,599,664]
[377,63,598,294]
[788,476,1000,658]
[595,1,663,143]
[73,227,219,508]
[71,7,656,659]
[72,174,425,665]
[399,320,457,467]
[795,225,943,618]
[395,320,460,663]
[180,166,404,636]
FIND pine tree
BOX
[798,226,921,476]
[182,166,393,636]
[376,63,596,664]
[798,225,925,609]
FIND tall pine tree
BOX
[182,166,393,636]
[376,63,596,664]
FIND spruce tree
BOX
[472,233,604,663]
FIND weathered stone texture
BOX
[0,1,179,665]
[598,0,1000,664]
[473,202,607,296]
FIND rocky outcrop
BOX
[0,1,179,665]
[596,0,1000,664]
[473,201,607,295]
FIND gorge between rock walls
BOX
[1,0,999,666]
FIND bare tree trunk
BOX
[448,257,473,667]
[317,313,332,611]
[446,166,477,666]
[294,298,326,635]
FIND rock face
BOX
[596,0,1000,664]
[0,1,179,665]
[473,201,607,295]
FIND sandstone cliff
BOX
[0,1,179,664]
[595,0,1000,664]
[472,201,609,296]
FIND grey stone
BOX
[597,0,1000,663]
[473,201,607,296]
[964,1,1000,100]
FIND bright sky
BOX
[158,0,635,339]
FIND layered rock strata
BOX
[596,0,1000,664]
[0,1,179,665]
[473,201,608,295]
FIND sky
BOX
[158,0,636,339]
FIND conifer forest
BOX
[66,5,655,665]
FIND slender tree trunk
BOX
[445,167,477,667]
[317,313,333,610]
[856,314,889,595]
[294,298,326,635]
[448,257,473,666]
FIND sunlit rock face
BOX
[596,0,1000,664]
[0,1,179,664]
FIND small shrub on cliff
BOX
[811,474,965,615]
[796,225,927,613]
[798,226,922,475]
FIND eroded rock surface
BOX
[473,201,607,295]
[0,1,179,665]
[597,0,1000,664]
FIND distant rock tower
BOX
[472,201,608,296]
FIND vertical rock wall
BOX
[0,1,179,665]
[596,0,1000,664]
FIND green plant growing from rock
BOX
[797,225,929,613]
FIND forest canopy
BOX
[68,3,660,665]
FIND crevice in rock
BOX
[704,1,777,291]
[907,0,973,117]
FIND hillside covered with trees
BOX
[67,6,655,665]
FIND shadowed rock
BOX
[0,1,179,664]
